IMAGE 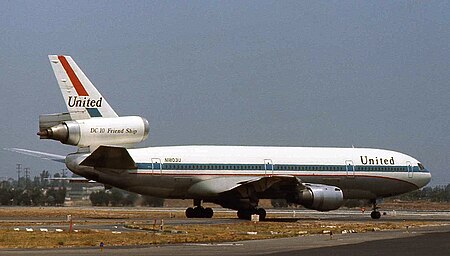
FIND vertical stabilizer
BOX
[48,55,118,120]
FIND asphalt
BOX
[267,229,450,256]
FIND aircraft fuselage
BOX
[66,145,430,201]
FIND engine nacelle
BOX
[294,184,344,211]
[38,116,149,147]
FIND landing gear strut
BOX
[185,199,214,218]
[237,208,266,221]
[370,199,381,219]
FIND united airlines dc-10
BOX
[10,55,431,220]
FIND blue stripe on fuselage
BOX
[134,163,425,173]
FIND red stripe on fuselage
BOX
[58,56,89,96]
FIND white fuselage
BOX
[68,145,431,200]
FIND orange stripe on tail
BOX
[58,56,89,96]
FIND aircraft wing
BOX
[4,148,66,163]
[188,175,303,197]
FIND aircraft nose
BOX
[424,170,432,185]
[416,169,432,188]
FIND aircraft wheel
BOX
[256,208,266,221]
[204,207,214,218]
[185,207,195,218]
[371,211,381,219]
[237,209,251,220]
[237,209,245,219]
[193,206,204,218]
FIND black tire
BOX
[185,207,195,218]
[193,207,203,218]
[204,207,214,218]
[256,208,266,221]
[237,209,245,219]
[237,209,251,220]
[371,211,381,219]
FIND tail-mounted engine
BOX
[291,184,344,211]
[38,114,149,148]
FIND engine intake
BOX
[294,184,344,211]
[38,116,149,147]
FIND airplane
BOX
[11,55,431,220]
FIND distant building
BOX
[64,182,104,206]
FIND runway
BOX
[273,229,450,256]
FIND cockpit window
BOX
[418,163,425,170]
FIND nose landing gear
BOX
[371,210,381,219]
[370,199,381,219]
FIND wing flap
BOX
[80,145,137,169]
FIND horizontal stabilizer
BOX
[4,148,65,163]
[46,177,97,183]
[80,146,137,169]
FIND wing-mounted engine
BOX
[290,183,344,211]
[38,115,149,148]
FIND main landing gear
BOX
[237,208,266,221]
[185,199,214,218]
[370,199,381,219]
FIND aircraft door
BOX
[345,160,355,178]
[152,158,162,175]
[406,161,413,178]
[264,159,273,176]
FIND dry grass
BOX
[0,207,184,219]
[0,229,180,248]
[0,219,438,249]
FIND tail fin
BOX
[48,55,118,120]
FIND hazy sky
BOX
[0,1,449,185]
